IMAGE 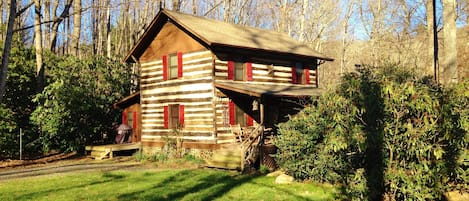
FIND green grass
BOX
[0,168,337,201]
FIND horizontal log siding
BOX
[140,50,217,142]
[214,59,318,87]
[213,96,237,143]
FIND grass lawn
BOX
[0,168,337,201]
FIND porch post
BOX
[260,98,264,125]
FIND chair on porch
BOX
[230,124,244,143]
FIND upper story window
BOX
[234,62,245,81]
[162,52,183,80]
[169,54,178,80]
[292,62,310,85]
[228,61,253,81]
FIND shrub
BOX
[275,64,468,200]
[31,55,132,153]
[259,165,271,175]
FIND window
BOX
[228,101,253,127]
[235,105,246,127]
[127,112,134,128]
[228,61,253,81]
[168,54,178,80]
[164,104,184,129]
[169,104,180,128]
[292,62,310,85]
[234,62,245,81]
[162,52,183,80]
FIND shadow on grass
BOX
[117,169,258,201]
[17,171,127,200]
[251,181,334,201]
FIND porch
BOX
[205,81,323,171]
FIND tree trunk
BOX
[442,0,458,84]
[34,0,45,93]
[172,0,181,12]
[106,0,111,58]
[72,0,81,57]
[0,0,17,103]
[426,0,438,80]
[299,0,307,41]
[192,0,197,15]
[43,0,50,49]
[341,2,354,75]
[223,0,231,22]
[278,0,288,33]
[50,0,73,53]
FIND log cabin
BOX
[122,9,333,170]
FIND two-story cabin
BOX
[123,9,333,170]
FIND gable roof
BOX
[124,9,333,63]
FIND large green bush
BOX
[31,55,132,153]
[0,44,39,159]
[275,65,468,200]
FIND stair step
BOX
[90,150,109,159]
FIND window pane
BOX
[169,55,178,79]
[235,106,246,127]
[170,67,178,79]
[127,112,134,128]
[169,104,180,128]
[234,62,244,81]
[295,62,304,84]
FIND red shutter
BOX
[246,62,253,81]
[177,52,183,78]
[229,101,235,125]
[291,66,297,84]
[304,68,310,84]
[162,55,168,80]
[315,69,319,87]
[133,111,137,129]
[122,111,127,125]
[246,115,254,126]
[179,105,184,127]
[163,106,169,129]
[227,61,234,80]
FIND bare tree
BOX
[341,1,356,75]
[442,0,458,84]
[0,0,17,103]
[72,0,81,57]
[34,0,45,92]
[50,0,73,52]
[172,0,182,12]
[105,0,111,58]
[427,0,439,80]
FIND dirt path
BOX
[0,156,144,181]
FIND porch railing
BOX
[240,125,265,170]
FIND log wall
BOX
[214,59,318,87]
[140,50,217,147]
